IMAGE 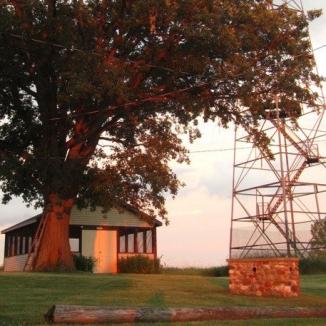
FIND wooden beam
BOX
[45,305,326,324]
[153,227,157,259]
[4,235,8,258]
[79,229,82,254]
[134,229,138,253]
[143,231,147,254]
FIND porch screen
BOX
[119,235,126,253]
[127,234,134,252]
[146,230,153,253]
[137,232,144,253]
[118,230,153,253]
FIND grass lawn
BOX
[0,272,326,325]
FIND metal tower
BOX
[229,0,326,259]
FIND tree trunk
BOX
[34,194,75,271]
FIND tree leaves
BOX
[0,0,320,220]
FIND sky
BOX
[1,0,326,267]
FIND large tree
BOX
[0,0,321,270]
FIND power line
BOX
[4,31,326,122]
[46,96,325,123]
[189,138,326,154]
[4,32,198,78]
[313,44,326,52]
[6,31,326,71]
[53,98,326,122]
[3,136,326,160]
[49,81,210,121]
[3,12,326,123]
[190,147,248,153]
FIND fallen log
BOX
[45,305,326,324]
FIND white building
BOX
[2,206,161,273]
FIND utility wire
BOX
[5,31,326,71]
[190,147,249,153]
[4,31,326,122]
[4,32,200,77]
[49,82,210,121]
[313,44,326,52]
[5,136,326,159]
[3,6,326,123]
[51,99,326,121]
[189,138,326,154]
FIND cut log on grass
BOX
[45,305,326,324]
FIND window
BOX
[118,229,154,254]
[146,230,153,253]
[137,232,144,253]
[69,238,80,253]
[127,233,134,253]
[119,235,126,253]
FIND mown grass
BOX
[0,272,326,325]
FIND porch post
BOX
[134,229,138,253]
[153,227,157,259]
[4,235,8,258]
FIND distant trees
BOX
[311,219,326,258]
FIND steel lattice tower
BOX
[229,0,326,259]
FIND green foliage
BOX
[73,254,96,272]
[206,266,229,277]
[300,257,326,275]
[118,255,161,274]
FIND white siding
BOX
[4,254,28,272]
[70,207,150,227]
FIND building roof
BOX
[1,206,162,234]
[1,214,42,234]
[121,203,163,227]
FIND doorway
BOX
[82,229,117,273]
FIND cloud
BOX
[0,196,40,226]
[0,197,40,265]
[0,224,13,266]
[160,187,231,267]
[175,155,233,198]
